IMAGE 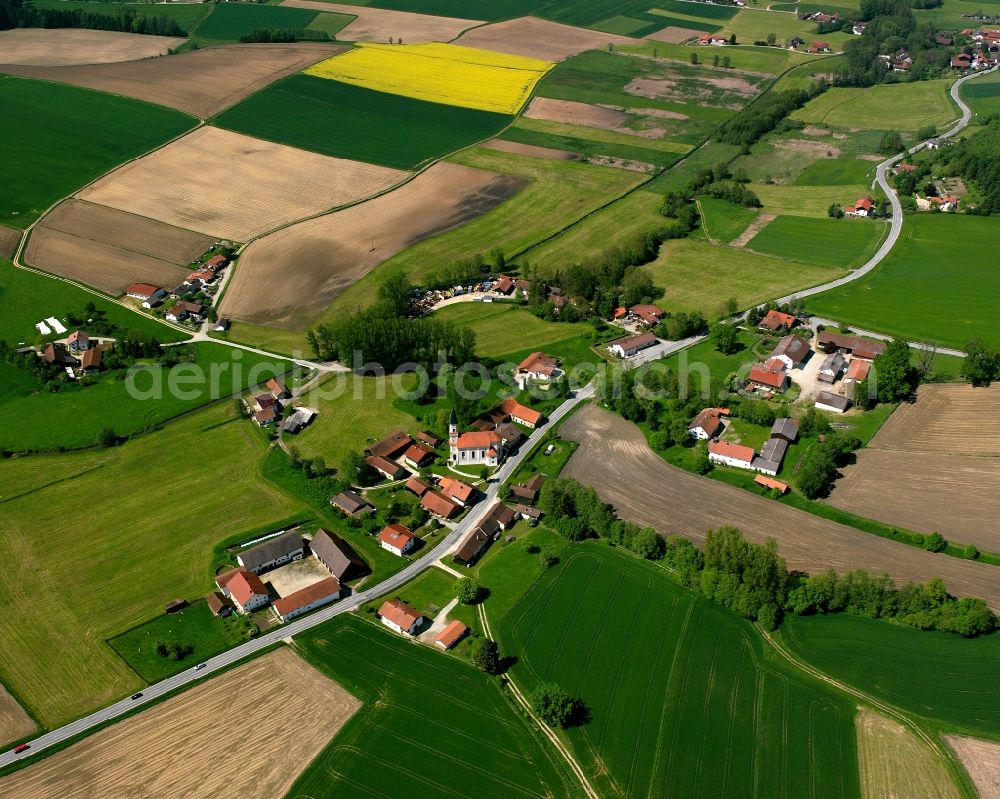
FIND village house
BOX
[845,197,874,217]
[485,501,518,530]
[67,329,90,352]
[499,397,543,429]
[204,254,228,271]
[699,33,728,45]
[818,351,847,383]
[510,474,546,504]
[403,443,435,468]
[708,440,755,470]
[216,568,270,614]
[608,331,657,358]
[770,334,811,369]
[330,490,374,518]
[379,523,418,556]
[43,342,79,368]
[688,407,729,440]
[309,529,367,582]
[366,454,408,482]
[454,519,500,567]
[378,598,424,636]
[237,531,304,574]
[852,21,868,34]
[844,359,871,383]
[125,283,165,308]
[439,476,475,507]
[166,301,204,323]
[421,490,461,519]
[815,391,852,414]
[759,310,799,332]
[517,351,560,383]
[206,591,231,617]
[498,422,524,449]
[516,503,544,521]
[366,431,413,460]
[170,281,200,300]
[808,41,831,53]
[79,343,109,375]
[952,52,973,69]
[493,275,515,295]
[405,476,433,497]
[271,576,341,623]
[628,304,664,327]
[434,620,469,650]
[748,363,791,393]
[817,331,885,360]
[417,431,442,448]
[267,376,291,399]
[253,406,279,427]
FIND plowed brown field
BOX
[281,0,480,42]
[24,200,214,294]
[645,26,703,43]
[525,97,629,130]
[481,138,580,160]
[77,126,408,241]
[0,29,183,66]
[560,404,1000,609]
[1,42,344,118]
[828,384,1000,549]
[947,736,1000,799]
[0,684,35,748]
[0,649,359,799]
[0,225,20,259]
[219,161,524,329]
[455,16,635,61]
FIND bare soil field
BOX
[281,0,480,42]
[857,709,962,799]
[776,138,841,157]
[455,16,635,61]
[219,161,524,329]
[732,212,774,246]
[0,684,35,748]
[481,138,580,160]
[947,735,1000,799]
[560,404,1000,609]
[525,97,629,130]
[0,649,359,799]
[24,200,213,294]
[77,126,408,241]
[645,26,704,43]
[1,43,344,118]
[828,385,1000,548]
[0,29,183,66]
[0,225,21,259]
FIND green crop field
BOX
[781,614,1000,738]
[305,10,355,37]
[213,74,512,170]
[770,0,860,13]
[31,0,211,30]
[753,182,872,217]
[796,157,875,185]
[0,403,304,726]
[746,215,888,268]
[654,0,738,20]
[962,68,1000,118]
[496,544,860,798]
[698,196,761,243]
[191,2,318,41]
[0,259,186,346]
[791,79,959,131]
[0,342,291,452]
[806,214,1000,349]
[643,238,842,316]
[290,614,576,798]
[0,76,195,228]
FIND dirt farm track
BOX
[828,384,1000,550]
[560,404,1000,610]
[0,649,359,799]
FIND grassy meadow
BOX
[698,196,760,244]
[746,215,888,268]
[753,182,873,217]
[213,75,513,170]
[496,544,860,799]
[719,8,852,48]
[791,79,959,131]
[961,68,1000,118]
[619,39,819,74]
[0,403,304,726]
[0,76,195,228]
[191,2,319,41]
[806,214,1000,349]
[290,614,576,798]
[796,157,875,186]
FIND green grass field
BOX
[290,613,576,798]
[0,260,185,346]
[753,182,873,217]
[0,76,195,227]
[0,403,304,726]
[772,55,849,91]
[796,157,875,186]
[362,566,456,617]
[719,8,852,48]
[781,614,1000,738]
[791,79,959,131]
[746,215,888,268]
[191,2,318,41]
[961,68,1000,118]
[806,214,1000,349]
[0,343,290,452]
[107,600,245,683]
[213,74,513,170]
[619,39,819,74]
[643,238,842,317]
[31,0,211,30]
[698,196,761,244]
[496,544,860,798]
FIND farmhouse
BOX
[517,351,559,382]
[815,391,852,413]
[845,359,871,383]
[237,530,305,574]
[952,53,972,69]
[405,476,433,497]
[434,620,469,650]
[79,343,109,375]
[493,274,514,295]
[759,310,799,332]
[628,304,664,327]
[808,41,831,53]
[454,519,500,566]
[498,397,544,428]
[421,490,461,519]
[271,576,341,623]
[770,417,799,442]
[378,598,424,636]
[206,591,231,617]
[309,529,367,581]
[688,407,728,440]
[216,568,270,614]
[67,329,90,352]
[366,454,408,481]
[817,331,885,360]
[510,474,546,504]
[608,331,657,358]
[253,406,279,427]
[699,33,728,45]
[42,342,79,368]
[267,376,291,399]
[379,523,417,556]
[439,476,475,507]
[403,443,435,468]
[845,197,874,217]
[166,301,205,323]
[708,440,755,470]
[485,501,518,530]
[770,334,810,369]
[748,364,790,392]
[818,351,847,383]
[125,283,164,303]
[367,431,412,460]
[329,490,373,517]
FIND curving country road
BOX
[0,383,594,770]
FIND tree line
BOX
[539,477,996,636]
[238,27,332,43]
[944,117,1000,214]
[1,0,185,36]
[717,85,827,148]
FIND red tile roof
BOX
[434,620,469,649]
[421,491,460,518]
[708,440,755,463]
[517,351,558,376]
[499,397,542,426]
[272,576,340,617]
[404,443,435,465]
[755,475,789,494]
[378,523,416,551]
[379,598,422,630]
[689,408,725,438]
[405,477,432,496]
[267,377,289,397]
[760,310,798,331]
[455,430,502,450]
[126,282,161,298]
[845,360,871,381]
[223,569,268,607]
[439,477,474,503]
[748,365,788,389]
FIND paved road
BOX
[0,383,594,768]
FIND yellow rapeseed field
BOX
[304,42,553,115]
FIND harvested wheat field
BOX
[828,385,1000,549]
[481,138,580,160]
[0,29,183,66]
[857,709,962,799]
[77,126,407,241]
[0,225,20,259]
[1,43,344,118]
[525,96,629,130]
[220,162,524,329]
[455,16,635,62]
[0,684,35,748]
[645,26,704,43]
[0,649,359,799]
[560,404,1000,609]
[281,0,480,42]
[25,200,214,294]
[947,735,1000,799]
